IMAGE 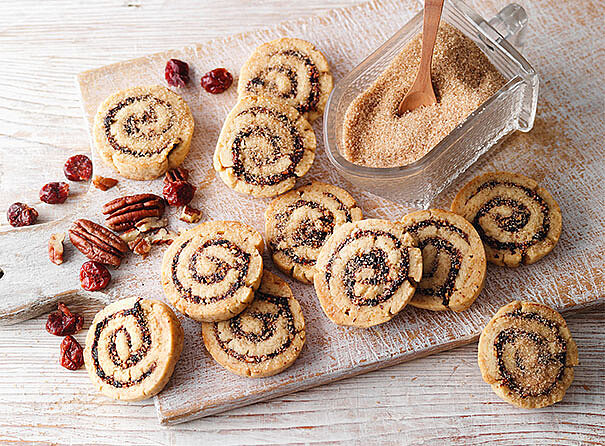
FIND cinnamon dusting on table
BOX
[342,24,506,168]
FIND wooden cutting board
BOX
[1,0,603,426]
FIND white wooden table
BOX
[0,1,603,444]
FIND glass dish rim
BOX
[322,0,537,180]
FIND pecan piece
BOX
[68,219,128,267]
[134,216,168,233]
[149,228,177,245]
[120,227,141,243]
[129,236,151,259]
[49,232,66,265]
[92,176,118,191]
[180,205,202,223]
[102,193,164,231]
[164,167,189,184]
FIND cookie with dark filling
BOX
[314,219,423,328]
[161,221,264,322]
[202,271,305,377]
[238,37,333,122]
[83,297,184,401]
[401,209,486,312]
[93,85,194,180]
[265,182,362,284]
[452,172,562,267]
[214,96,316,198]
[478,301,578,408]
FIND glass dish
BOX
[323,1,538,208]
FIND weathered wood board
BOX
[1,0,603,426]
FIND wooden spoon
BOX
[397,0,445,115]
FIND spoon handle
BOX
[418,0,445,80]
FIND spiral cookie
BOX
[314,219,423,328]
[238,38,333,122]
[93,85,194,180]
[401,209,486,312]
[83,297,184,401]
[265,182,363,284]
[161,221,264,322]
[478,301,578,408]
[452,172,562,267]
[214,96,316,197]
[202,271,305,377]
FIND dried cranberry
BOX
[60,335,84,370]
[7,202,38,227]
[79,261,111,291]
[163,180,195,206]
[201,68,233,94]
[46,303,84,336]
[64,154,93,181]
[165,59,190,87]
[39,182,70,204]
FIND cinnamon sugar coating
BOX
[342,24,506,168]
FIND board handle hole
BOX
[0,267,4,279]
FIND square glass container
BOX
[323,1,538,208]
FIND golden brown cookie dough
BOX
[202,271,305,377]
[238,37,333,122]
[93,85,194,180]
[314,219,423,328]
[161,221,264,322]
[83,297,184,402]
[452,172,562,267]
[265,182,362,284]
[478,301,578,409]
[401,209,486,312]
[214,96,316,198]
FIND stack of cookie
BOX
[161,221,306,378]
[214,38,334,197]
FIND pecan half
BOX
[102,194,165,231]
[164,167,189,184]
[68,219,128,267]
[49,232,66,265]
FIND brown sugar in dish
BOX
[342,24,506,168]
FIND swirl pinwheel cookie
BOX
[314,219,423,328]
[238,38,333,122]
[161,221,264,322]
[452,172,562,267]
[202,271,305,377]
[83,297,184,401]
[401,209,486,312]
[265,182,362,284]
[478,301,578,408]
[93,85,194,180]
[214,96,316,197]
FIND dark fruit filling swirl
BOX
[469,181,551,255]
[171,238,251,305]
[245,49,321,115]
[494,310,568,398]
[271,193,353,266]
[325,230,412,307]
[213,292,297,363]
[405,219,468,307]
[90,300,156,388]
[231,106,305,186]
[103,94,178,157]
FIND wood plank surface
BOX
[0,0,604,444]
